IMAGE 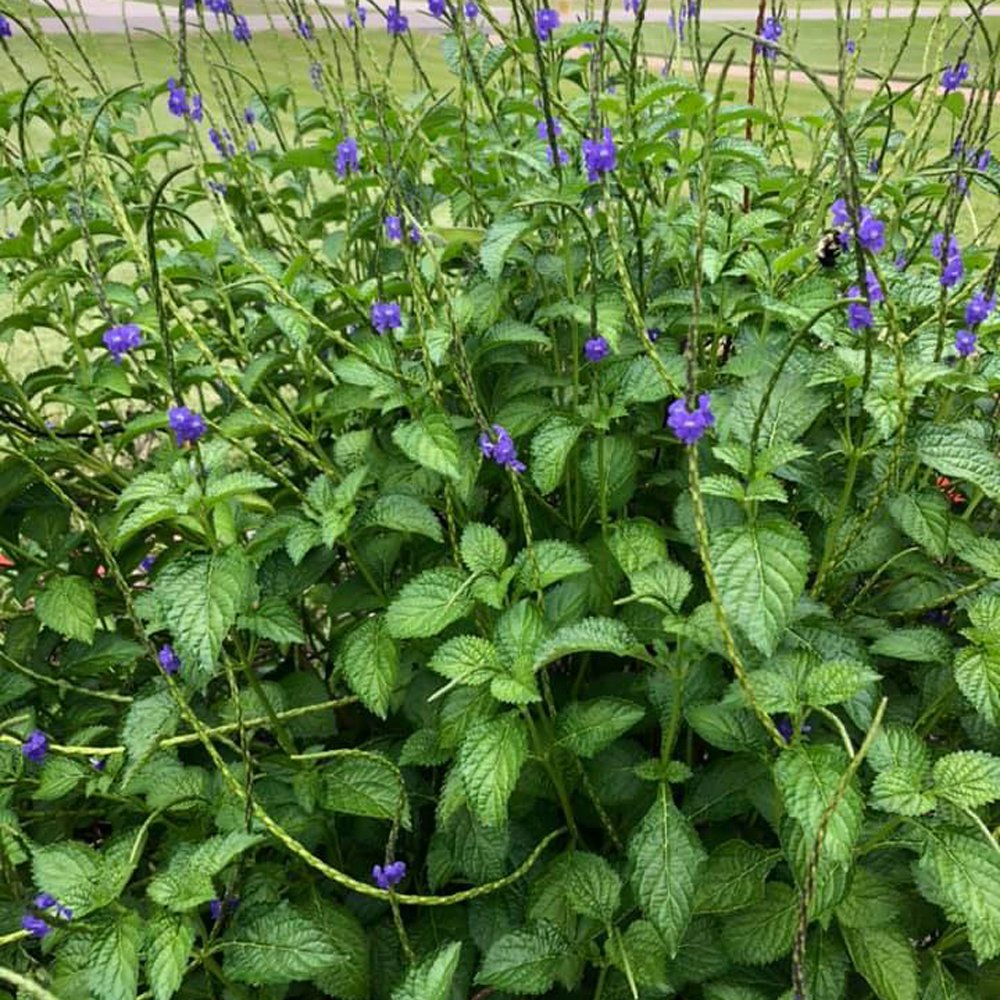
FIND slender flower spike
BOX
[372,861,407,890]
[582,127,617,182]
[0,14,13,36]
[757,16,781,58]
[479,424,526,473]
[536,8,559,40]
[584,336,610,362]
[335,137,359,178]
[965,291,995,327]
[232,14,251,41]
[940,61,969,94]
[158,644,181,676]
[384,215,403,241]
[371,301,402,334]
[22,730,48,764]
[102,323,142,363]
[21,915,51,939]
[955,329,977,357]
[667,394,715,446]
[167,406,207,446]
[856,207,885,253]
[386,5,408,32]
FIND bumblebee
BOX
[816,229,843,268]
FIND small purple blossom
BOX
[464,0,478,17]
[409,223,422,244]
[0,14,13,36]
[479,424,526,473]
[139,554,157,573]
[167,77,188,118]
[775,716,813,743]
[955,329,977,357]
[757,16,781,58]
[385,215,403,241]
[372,860,407,890]
[89,756,107,772]
[371,301,402,334]
[895,251,907,270]
[965,291,995,327]
[845,38,856,54]
[941,250,964,289]
[428,0,445,14]
[584,336,610,362]
[386,4,408,32]
[190,93,203,122]
[347,4,367,25]
[167,406,206,446]
[846,286,873,331]
[296,17,313,38]
[536,7,559,39]
[646,327,660,342]
[232,14,251,42]
[941,61,969,94]
[830,198,849,228]
[582,127,617,182]
[667,394,714,446]
[207,180,227,197]
[206,0,231,13]
[209,127,236,158]
[335,137,359,178]
[34,894,56,910]
[856,207,885,253]
[22,730,48,764]
[209,895,239,920]
[102,323,142,363]
[21,915,50,939]
[978,149,992,171]
[158,644,181,675]
[868,158,879,175]
[243,106,255,125]
[623,0,638,12]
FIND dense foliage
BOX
[2,1,1000,998]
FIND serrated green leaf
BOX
[530,416,582,494]
[693,841,780,915]
[514,539,591,591]
[711,519,810,655]
[338,616,398,719]
[392,941,462,1000]
[237,597,306,644]
[224,902,334,984]
[148,832,262,911]
[804,660,881,707]
[121,690,179,779]
[204,470,275,504]
[932,751,1000,808]
[461,523,508,574]
[563,852,622,921]
[720,882,797,965]
[955,645,1000,725]
[835,868,903,929]
[628,784,707,955]
[889,492,950,559]
[310,899,371,1000]
[870,627,952,663]
[480,216,530,281]
[477,921,571,994]
[606,919,668,989]
[429,635,502,686]
[320,753,410,827]
[841,924,919,1000]
[532,617,637,670]
[392,411,462,480]
[608,519,667,575]
[147,912,196,1000]
[36,575,97,644]
[87,910,142,1000]
[365,494,444,542]
[916,425,1000,503]
[629,560,692,611]
[870,766,936,816]
[386,567,475,639]
[267,303,310,347]
[32,841,103,916]
[456,714,527,827]
[554,698,645,758]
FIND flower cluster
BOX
[385,215,403,241]
[167,406,207,446]
[232,14,251,41]
[372,860,406,889]
[335,137,359,178]
[347,5,367,27]
[371,301,402,334]
[206,0,231,13]
[667,394,714,445]
[846,269,882,331]
[386,5,408,33]
[955,290,995,358]
[21,729,48,764]
[829,199,885,253]
[940,61,969,94]
[535,8,559,40]
[582,127,617,182]
[932,232,963,288]
[584,336,610,362]
[757,17,782,59]
[479,424,526,473]
[102,323,142,363]
[22,894,73,939]
[209,127,236,158]
[428,0,445,15]
[158,644,181,675]
[167,78,203,121]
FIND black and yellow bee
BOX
[815,229,843,268]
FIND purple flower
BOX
[623,0,638,12]
[856,207,885,253]
[21,730,48,764]
[953,138,965,158]
[865,268,883,304]
[775,716,813,743]
[347,4,367,26]
[428,0,445,14]
[954,174,969,196]
[941,252,964,289]
[21,915,50,939]
[385,215,403,241]
[941,61,969,94]
[409,223,422,244]
[386,5,408,32]
[582,127,617,182]
[243,106,255,125]
[464,0,478,17]
[646,327,660,342]
[209,895,238,920]
[371,301,402,334]
[895,251,907,270]
[757,16,781,58]
[296,17,313,38]
[830,198,850,228]
[538,117,562,142]
[978,149,991,171]
[89,755,107,771]
[209,127,236,158]
[846,286,873,331]
[965,291,995,327]
[0,14,13,36]
[232,14,251,42]
[207,180,228,197]
[158,644,181,675]
[868,158,879,175]
[190,93,203,122]
[584,336,610,362]
[372,860,407,890]
[167,406,207,446]
[955,329,977,357]
[335,137,359,178]
[536,7,559,39]
[102,323,142,363]
[139,554,157,573]
[167,78,188,118]
[845,38,856,54]
[34,894,56,910]
[479,424,526,473]
[667,394,714,446]
[206,0,231,12]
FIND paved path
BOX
[28,0,951,34]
